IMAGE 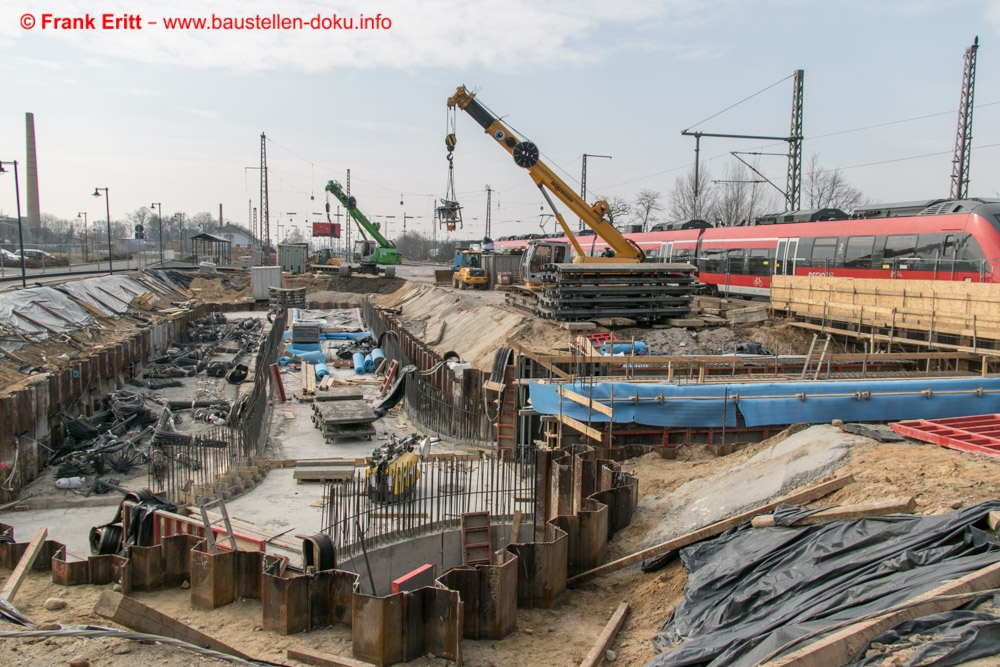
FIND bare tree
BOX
[598,195,632,230]
[633,189,664,232]
[189,212,215,235]
[669,167,717,222]
[127,207,152,239]
[804,153,867,212]
[714,162,782,226]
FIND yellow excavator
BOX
[447,86,695,321]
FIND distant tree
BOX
[804,153,868,212]
[669,167,717,222]
[598,195,632,230]
[189,212,215,236]
[394,231,434,261]
[632,189,664,232]
[127,207,152,239]
[39,213,70,243]
[714,162,782,226]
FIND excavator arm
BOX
[324,180,396,250]
[447,86,644,262]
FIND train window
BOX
[811,237,839,267]
[942,235,957,258]
[673,248,696,264]
[748,248,771,275]
[700,249,725,273]
[883,235,917,260]
[844,236,876,268]
[914,234,946,261]
[726,248,746,274]
[956,235,986,273]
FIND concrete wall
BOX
[338,530,465,596]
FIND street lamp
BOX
[92,187,113,274]
[0,160,27,288]
[150,202,163,264]
[76,212,88,262]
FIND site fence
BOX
[147,309,286,502]
[321,451,537,560]
[363,301,495,445]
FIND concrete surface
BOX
[641,424,862,546]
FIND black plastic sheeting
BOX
[848,605,1000,667]
[646,501,1000,667]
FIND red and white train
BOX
[493,199,1000,298]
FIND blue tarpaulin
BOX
[528,377,1000,428]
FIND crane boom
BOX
[447,86,643,262]
[323,180,401,270]
[325,180,396,250]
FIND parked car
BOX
[15,249,54,260]
[0,249,17,262]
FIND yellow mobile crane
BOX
[447,86,695,321]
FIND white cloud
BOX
[3,0,694,73]
[174,106,219,119]
[15,56,60,69]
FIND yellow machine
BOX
[365,435,421,503]
[452,249,488,290]
[447,86,696,321]
[312,248,341,267]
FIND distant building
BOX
[218,223,253,248]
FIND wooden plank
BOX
[751,497,917,528]
[483,380,506,393]
[315,386,365,402]
[568,475,854,586]
[557,386,614,418]
[510,509,523,544]
[580,603,630,667]
[0,527,47,602]
[558,413,603,442]
[94,590,252,660]
[287,647,372,667]
[313,399,377,425]
[763,559,1000,666]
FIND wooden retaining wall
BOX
[771,276,1000,352]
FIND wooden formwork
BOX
[771,276,1000,350]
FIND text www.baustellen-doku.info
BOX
[19,11,392,31]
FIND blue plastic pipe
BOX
[353,352,366,375]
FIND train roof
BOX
[755,208,849,224]
[852,198,1000,219]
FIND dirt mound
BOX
[284,272,405,295]
[617,318,816,357]
[371,283,569,370]
[188,274,251,302]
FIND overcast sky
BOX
[1,0,998,242]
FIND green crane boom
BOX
[324,180,402,266]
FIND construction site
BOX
[4,25,1000,667]
[0,251,999,667]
